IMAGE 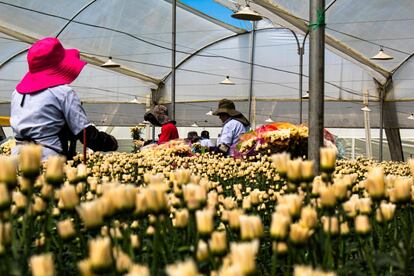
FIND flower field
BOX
[0,144,414,275]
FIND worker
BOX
[200,130,214,149]
[213,99,249,156]
[10,37,118,160]
[144,105,179,144]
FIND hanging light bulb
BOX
[370,47,393,60]
[265,116,273,123]
[191,122,199,127]
[206,108,213,116]
[361,106,371,112]
[302,91,309,99]
[101,56,121,68]
[408,114,414,120]
[231,4,263,21]
[220,76,235,85]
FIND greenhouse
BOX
[0,0,413,275]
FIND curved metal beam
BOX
[0,24,162,84]
[55,0,98,37]
[392,51,414,74]
[0,46,29,69]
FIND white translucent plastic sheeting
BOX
[0,0,89,37]
[388,56,414,100]
[0,53,154,103]
[57,0,236,79]
[161,28,377,102]
[0,33,28,65]
[162,32,251,102]
[257,0,414,71]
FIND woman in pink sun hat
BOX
[10,37,118,160]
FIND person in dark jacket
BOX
[10,37,118,160]
[144,105,179,144]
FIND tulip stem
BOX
[271,250,278,276]
[22,186,33,275]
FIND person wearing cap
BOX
[213,99,250,156]
[144,105,179,144]
[10,37,118,160]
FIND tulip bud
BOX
[130,234,140,250]
[301,160,314,182]
[357,198,372,214]
[77,259,95,276]
[340,222,350,236]
[239,215,263,241]
[30,253,54,276]
[209,231,227,255]
[376,202,396,223]
[57,219,76,240]
[270,212,290,240]
[365,167,385,200]
[76,201,104,230]
[12,191,27,210]
[0,183,10,211]
[45,156,66,186]
[32,196,47,214]
[173,209,189,228]
[289,223,311,244]
[319,186,337,209]
[0,156,17,187]
[393,177,412,203]
[273,241,288,255]
[332,179,348,202]
[113,247,132,273]
[59,185,79,210]
[228,209,243,230]
[320,147,336,173]
[126,264,150,276]
[272,152,290,177]
[322,216,339,235]
[196,240,209,261]
[342,199,358,218]
[355,215,371,234]
[77,164,88,182]
[19,144,42,178]
[196,209,214,237]
[143,185,169,215]
[134,193,148,217]
[166,259,198,276]
[230,240,259,275]
[66,167,78,184]
[89,237,113,273]
[299,206,317,229]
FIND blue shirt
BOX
[217,118,248,148]
[10,85,91,159]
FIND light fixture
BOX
[130,97,139,104]
[302,91,309,99]
[220,76,235,85]
[408,114,414,120]
[231,4,263,21]
[101,56,121,68]
[370,47,393,60]
[361,106,371,112]
[206,108,213,116]
[191,122,199,127]
[265,116,273,123]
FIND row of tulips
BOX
[0,144,413,275]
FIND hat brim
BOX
[212,108,241,117]
[16,49,87,94]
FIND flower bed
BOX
[0,145,413,275]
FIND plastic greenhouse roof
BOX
[0,0,414,128]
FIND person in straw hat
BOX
[213,99,250,156]
[10,37,118,160]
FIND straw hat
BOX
[212,99,242,116]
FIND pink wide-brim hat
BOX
[16,37,86,94]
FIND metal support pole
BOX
[171,0,176,120]
[379,87,384,161]
[248,22,256,125]
[308,0,325,172]
[299,47,304,124]
[363,90,372,158]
